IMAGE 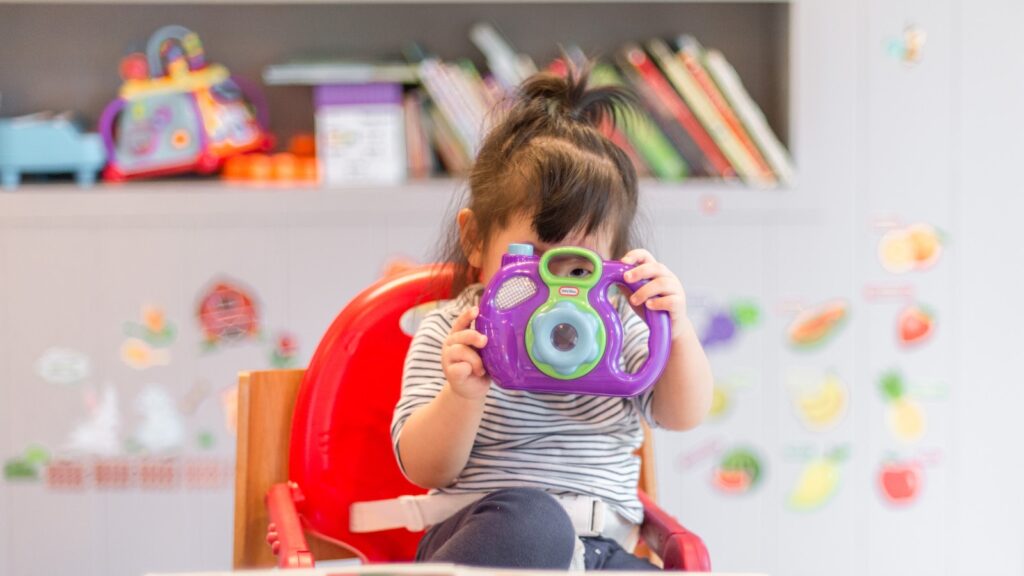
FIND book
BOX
[616,44,731,178]
[404,91,434,179]
[647,38,772,187]
[470,22,538,91]
[588,63,688,181]
[675,35,775,184]
[703,48,795,184]
[263,60,419,86]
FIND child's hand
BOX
[442,306,491,400]
[621,249,691,340]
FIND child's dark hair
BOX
[440,59,641,296]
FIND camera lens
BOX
[551,322,578,351]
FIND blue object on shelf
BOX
[0,113,106,190]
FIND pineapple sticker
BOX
[879,371,926,443]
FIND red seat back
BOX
[289,265,453,562]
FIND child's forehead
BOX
[501,213,613,254]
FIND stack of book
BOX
[263,26,794,187]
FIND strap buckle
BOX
[589,498,607,534]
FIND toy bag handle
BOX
[592,258,672,393]
[146,25,206,78]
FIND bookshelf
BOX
[0,2,797,219]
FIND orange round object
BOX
[171,129,190,149]
[271,153,298,181]
[246,154,273,181]
[222,155,250,180]
[289,133,316,157]
[298,157,318,181]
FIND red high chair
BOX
[232,265,710,571]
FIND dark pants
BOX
[416,487,660,571]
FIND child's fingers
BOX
[621,248,655,266]
[625,261,669,284]
[628,277,676,306]
[644,294,683,312]
[451,306,479,332]
[446,329,488,349]
[446,361,473,383]
[446,345,486,377]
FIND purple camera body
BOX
[476,245,671,397]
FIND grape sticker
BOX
[35,347,92,385]
[699,300,760,350]
[711,446,764,495]
[878,223,943,274]
[787,445,848,511]
[787,369,849,432]
[787,299,849,349]
[879,371,927,443]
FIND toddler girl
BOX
[391,61,713,571]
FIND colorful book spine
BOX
[615,47,711,177]
[647,38,771,187]
[703,48,795,185]
[675,35,775,184]
[590,63,688,181]
[617,44,733,178]
[404,91,433,179]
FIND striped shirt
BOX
[391,284,657,524]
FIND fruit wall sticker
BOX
[196,279,261,350]
[35,347,92,385]
[269,332,299,368]
[711,446,764,495]
[709,385,731,420]
[886,24,927,65]
[121,305,176,369]
[878,458,922,506]
[879,371,927,443]
[787,299,849,349]
[3,445,51,481]
[878,223,943,273]
[700,300,760,350]
[787,370,849,432]
[788,445,849,511]
[897,303,935,347]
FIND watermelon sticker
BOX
[787,299,849,349]
[711,447,763,495]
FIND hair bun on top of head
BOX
[516,59,636,128]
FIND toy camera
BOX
[477,244,671,397]
[99,25,271,181]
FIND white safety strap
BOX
[350,492,639,551]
